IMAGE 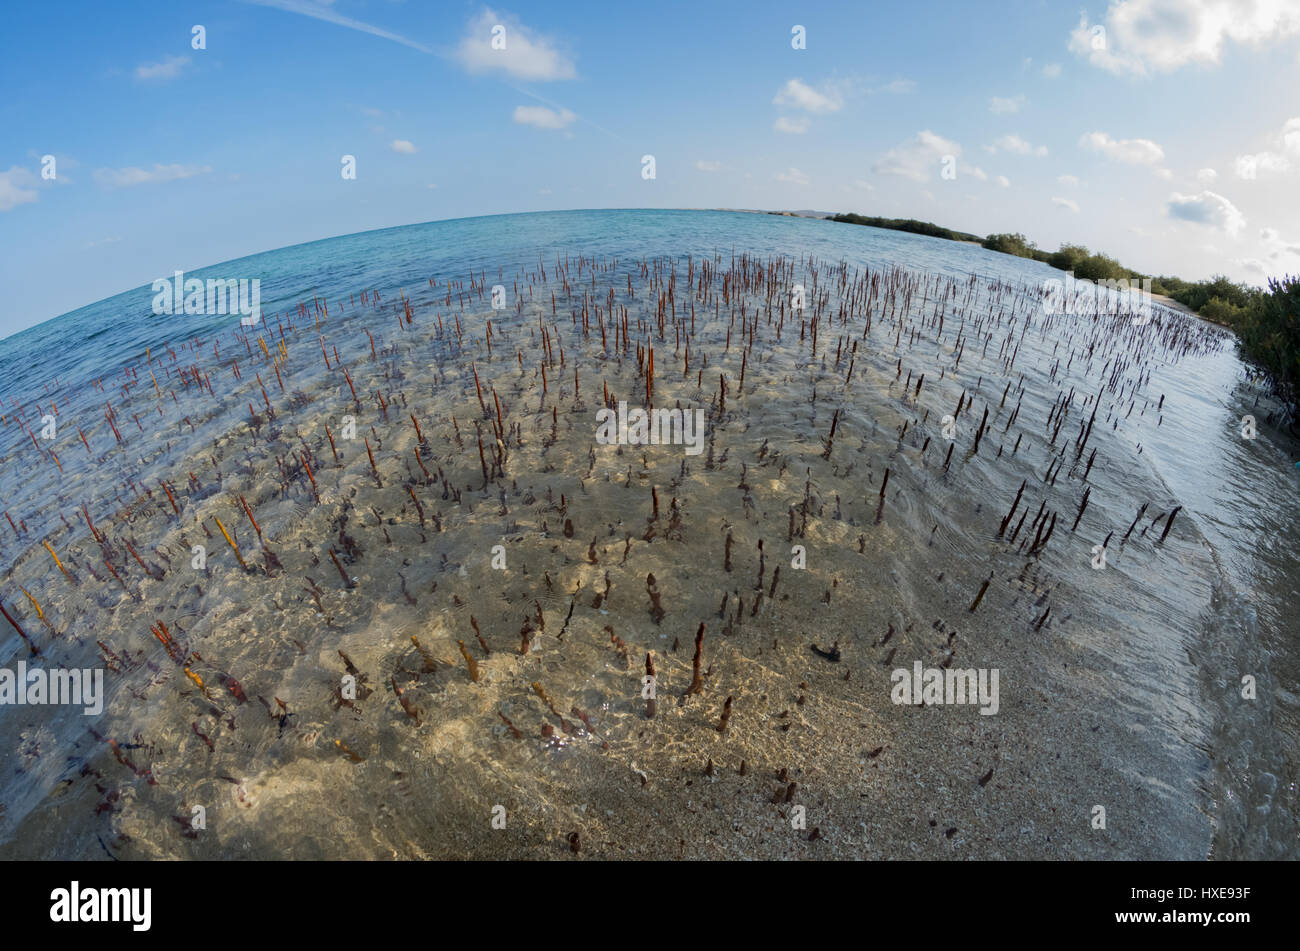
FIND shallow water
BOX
[0,209,1294,859]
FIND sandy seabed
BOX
[1,253,1232,859]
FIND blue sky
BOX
[3,0,1300,339]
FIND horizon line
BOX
[0,205,1273,347]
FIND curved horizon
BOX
[0,206,986,344]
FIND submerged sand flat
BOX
[0,251,1246,859]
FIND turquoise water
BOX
[0,209,1036,394]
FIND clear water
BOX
[0,209,1294,859]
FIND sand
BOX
[0,254,1233,859]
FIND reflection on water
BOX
[0,210,1294,859]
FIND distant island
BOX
[825,211,981,244]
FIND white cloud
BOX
[873,130,961,182]
[1196,167,1218,183]
[989,95,1026,114]
[1166,189,1246,237]
[1057,174,1080,186]
[390,139,417,154]
[512,105,575,129]
[1068,2,1300,76]
[1284,117,1300,154]
[0,166,39,212]
[1042,62,1062,78]
[964,165,989,181]
[995,175,1011,187]
[773,78,843,113]
[991,134,1047,157]
[1079,131,1164,164]
[1259,225,1300,260]
[1232,116,1300,177]
[452,8,576,81]
[775,167,810,186]
[880,78,917,94]
[695,160,721,172]
[135,54,191,81]
[1052,196,1080,212]
[92,163,211,187]
[1234,151,1291,178]
[773,116,810,134]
